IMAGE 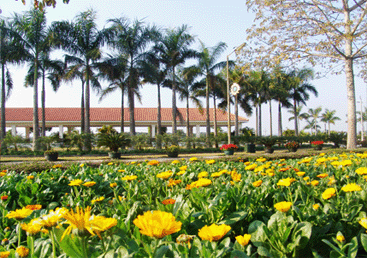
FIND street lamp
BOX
[227,42,246,144]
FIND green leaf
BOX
[230,250,250,258]
[361,233,367,252]
[257,246,273,257]
[248,220,267,246]
[347,237,358,258]
[219,210,248,225]
[54,228,83,258]
[153,245,169,258]
[292,221,312,249]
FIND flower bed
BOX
[2,153,367,256]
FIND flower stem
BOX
[17,222,21,247]
[51,228,57,258]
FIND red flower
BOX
[311,141,324,146]
[220,144,239,151]
[162,199,176,205]
[1,195,8,201]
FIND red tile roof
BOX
[1,108,248,122]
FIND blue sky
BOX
[0,0,363,134]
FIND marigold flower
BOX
[69,179,83,186]
[16,246,29,258]
[25,204,42,210]
[245,164,257,170]
[231,171,241,182]
[122,175,137,181]
[187,178,212,189]
[313,204,320,210]
[303,176,310,181]
[157,171,173,180]
[252,180,263,187]
[91,197,105,204]
[0,172,6,177]
[205,159,215,164]
[256,157,267,162]
[171,160,180,164]
[110,182,117,188]
[341,183,362,192]
[90,216,118,239]
[162,199,176,205]
[61,206,95,240]
[133,210,182,239]
[236,234,251,246]
[198,171,208,178]
[198,224,231,242]
[21,218,46,236]
[336,233,345,242]
[274,201,292,212]
[1,195,8,201]
[6,207,33,220]
[317,173,328,178]
[189,157,198,162]
[277,178,296,187]
[328,177,337,185]
[177,171,185,176]
[107,162,114,166]
[27,175,34,180]
[0,251,10,258]
[356,167,367,175]
[311,180,319,186]
[40,207,68,228]
[167,179,182,187]
[147,160,160,166]
[322,188,336,200]
[83,181,96,187]
[296,172,306,176]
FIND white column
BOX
[151,124,156,137]
[196,124,200,138]
[59,125,64,139]
[11,125,16,135]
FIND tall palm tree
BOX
[97,54,142,133]
[0,19,26,150]
[189,41,227,146]
[287,68,318,136]
[24,52,64,136]
[51,9,106,150]
[307,106,322,135]
[106,18,155,136]
[321,109,340,135]
[154,25,196,135]
[12,8,49,151]
[288,105,309,133]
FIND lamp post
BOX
[359,96,364,141]
[227,43,246,144]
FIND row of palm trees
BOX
[0,8,322,152]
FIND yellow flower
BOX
[16,246,29,258]
[177,171,185,176]
[107,162,114,166]
[189,157,198,162]
[313,204,320,210]
[277,178,296,187]
[133,210,182,239]
[252,180,262,187]
[0,172,6,177]
[341,183,362,192]
[198,171,208,178]
[359,218,367,232]
[322,188,336,200]
[91,197,105,204]
[61,206,95,240]
[69,179,83,186]
[179,166,187,171]
[25,204,42,210]
[340,160,352,166]
[157,171,173,180]
[311,180,319,186]
[245,164,257,170]
[147,160,160,166]
[122,175,137,181]
[274,201,292,212]
[236,234,251,246]
[27,175,34,180]
[171,160,180,164]
[52,164,62,169]
[40,207,68,228]
[336,233,345,242]
[328,177,337,185]
[256,157,267,162]
[0,251,10,258]
[167,179,182,187]
[118,169,125,172]
[296,172,306,176]
[317,173,328,178]
[6,207,33,220]
[21,218,45,236]
[80,163,85,167]
[231,171,241,182]
[356,167,367,175]
[198,224,231,242]
[110,182,117,188]
[90,216,118,239]
[187,178,212,189]
[211,172,223,178]
[83,181,96,187]
[303,176,310,181]
[205,159,215,165]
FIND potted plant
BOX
[220,144,239,156]
[96,125,129,159]
[44,150,59,161]
[284,141,300,152]
[241,127,256,153]
[257,136,279,154]
[311,140,324,150]
[166,145,180,158]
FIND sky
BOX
[0,0,365,135]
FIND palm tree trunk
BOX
[328,122,331,136]
[269,100,272,137]
[186,95,190,149]
[120,89,124,133]
[294,98,298,136]
[41,69,46,137]
[33,57,40,151]
[81,80,85,133]
[278,101,282,136]
[157,83,162,136]
[259,104,262,136]
[255,105,258,136]
[84,62,91,151]
[235,94,239,136]
[205,77,210,147]
[214,95,218,148]
[129,64,136,136]
[172,66,177,135]
[1,63,6,150]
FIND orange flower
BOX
[162,199,176,205]
[25,204,42,210]
[147,160,160,166]
[1,195,8,201]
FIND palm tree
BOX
[0,19,26,150]
[189,41,227,146]
[288,105,309,134]
[51,9,106,150]
[154,25,196,135]
[287,68,318,136]
[97,54,142,133]
[321,109,340,135]
[24,52,64,136]
[304,119,321,135]
[106,18,155,136]
[12,8,50,151]
[307,106,322,135]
